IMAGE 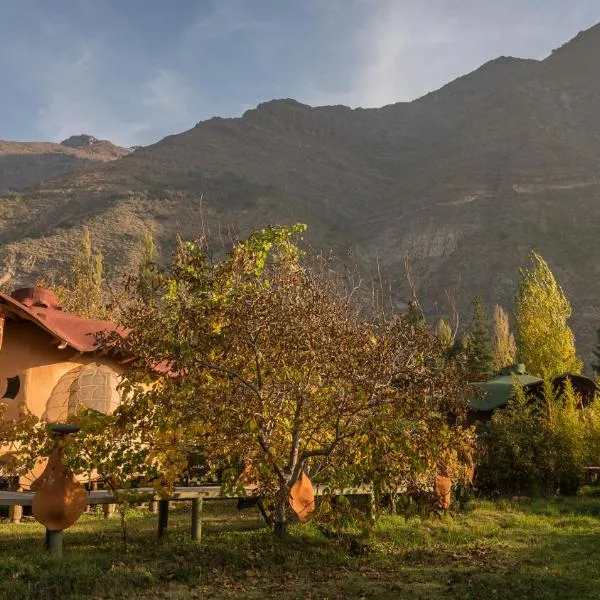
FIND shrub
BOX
[476,379,600,496]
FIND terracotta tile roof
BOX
[0,287,123,353]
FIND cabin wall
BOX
[0,319,124,485]
[0,320,123,420]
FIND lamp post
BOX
[32,423,85,557]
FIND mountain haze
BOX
[2,24,600,364]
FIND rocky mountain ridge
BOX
[1,23,600,366]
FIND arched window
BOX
[45,364,121,422]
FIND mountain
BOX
[0,135,132,192]
[2,24,600,366]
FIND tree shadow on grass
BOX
[2,499,600,600]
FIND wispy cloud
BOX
[34,41,142,145]
[2,1,600,144]
[181,0,265,45]
[307,0,600,108]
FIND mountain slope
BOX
[0,135,132,192]
[2,24,600,365]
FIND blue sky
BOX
[1,0,599,147]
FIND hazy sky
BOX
[1,0,599,146]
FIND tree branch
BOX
[288,394,304,473]
[250,335,263,392]
[257,434,286,484]
[195,359,262,398]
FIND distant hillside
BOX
[0,135,132,191]
[2,24,600,366]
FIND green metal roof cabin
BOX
[467,364,598,425]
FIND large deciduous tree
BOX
[113,225,473,537]
[515,251,582,378]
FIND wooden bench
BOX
[0,486,239,555]
[583,466,600,483]
[0,483,374,556]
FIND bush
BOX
[476,379,600,496]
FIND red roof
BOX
[0,287,123,353]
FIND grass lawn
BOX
[2,491,600,599]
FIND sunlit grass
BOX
[1,493,600,599]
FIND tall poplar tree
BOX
[38,227,107,319]
[492,304,517,371]
[515,251,582,378]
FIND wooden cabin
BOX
[0,287,125,487]
[468,363,598,425]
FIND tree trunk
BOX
[9,478,22,524]
[389,491,397,515]
[272,485,289,538]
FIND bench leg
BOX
[149,500,158,514]
[86,481,98,513]
[103,503,116,519]
[191,498,202,541]
[46,529,63,556]
[9,504,23,524]
[158,499,169,538]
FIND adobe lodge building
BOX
[0,287,124,492]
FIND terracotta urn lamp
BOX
[289,472,315,521]
[31,423,89,549]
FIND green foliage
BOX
[0,406,159,493]
[476,380,600,496]
[437,318,454,352]
[0,406,51,479]
[3,224,473,539]
[0,404,162,545]
[108,223,473,536]
[37,227,108,319]
[465,296,493,381]
[404,300,426,329]
[445,332,470,362]
[515,251,582,378]
[135,230,160,304]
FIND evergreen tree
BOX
[405,299,426,329]
[465,296,494,381]
[447,332,470,361]
[515,251,582,378]
[492,304,517,372]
